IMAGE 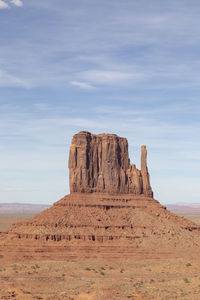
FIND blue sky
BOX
[0,0,200,204]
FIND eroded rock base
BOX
[1,193,200,261]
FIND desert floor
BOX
[1,256,200,299]
[176,212,200,225]
[1,210,200,299]
[0,213,36,231]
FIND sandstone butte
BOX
[1,130,200,261]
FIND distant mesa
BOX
[69,131,153,197]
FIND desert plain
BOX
[1,205,200,300]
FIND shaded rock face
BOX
[69,131,153,197]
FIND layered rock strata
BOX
[1,131,200,262]
[2,193,200,262]
[69,131,153,197]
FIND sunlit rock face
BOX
[2,130,200,261]
[69,131,153,197]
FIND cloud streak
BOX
[10,0,23,7]
[69,80,94,90]
[80,70,141,86]
[0,69,30,88]
[0,0,23,9]
[0,0,9,9]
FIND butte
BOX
[1,131,200,261]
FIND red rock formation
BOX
[141,145,153,197]
[2,192,200,262]
[1,131,200,262]
[69,131,153,197]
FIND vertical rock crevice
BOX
[69,131,153,197]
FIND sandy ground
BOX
[1,210,200,299]
[176,213,200,225]
[0,213,38,231]
[1,257,200,299]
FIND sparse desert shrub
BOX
[120,268,125,273]
[85,267,91,271]
[100,271,105,275]
[91,268,98,273]
[186,263,192,267]
[35,264,40,268]
[150,279,154,283]
[183,278,190,283]
[181,292,186,297]
[133,281,143,288]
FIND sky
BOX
[0,0,200,205]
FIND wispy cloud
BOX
[1,0,200,89]
[69,70,146,89]
[11,0,23,7]
[0,69,30,88]
[0,0,9,9]
[80,70,141,86]
[69,80,94,90]
[0,0,23,9]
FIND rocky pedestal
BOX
[2,130,200,261]
[69,131,153,197]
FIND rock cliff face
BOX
[69,131,153,197]
[2,130,200,262]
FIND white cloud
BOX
[0,0,9,9]
[70,69,145,89]
[10,0,23,7]
[69,80,95,90]
[80,70,142,85]
[0,0,23,9]
[0,69,30,88]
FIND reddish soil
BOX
[1,195,200,299]
[1,257,200,299]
